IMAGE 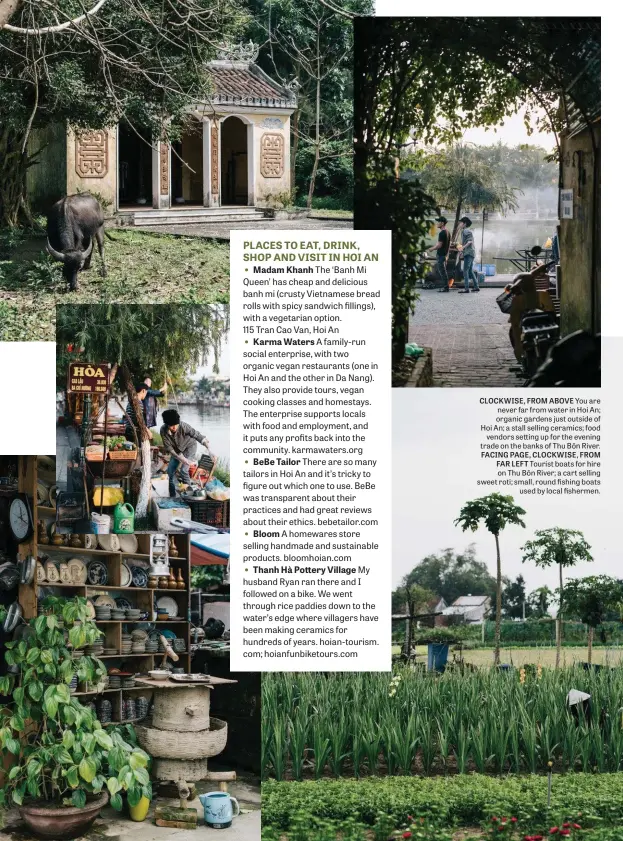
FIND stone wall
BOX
[251,114,291,206]
[66,126,118,208]
[26,124,67,212]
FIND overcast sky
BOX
[392,391,614,598]
[462,108,557,152]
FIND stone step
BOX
[118,207,268,226]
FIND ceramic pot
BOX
[129,796,150,822]
[19,792,108,839]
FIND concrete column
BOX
[152,140,171,209]
[202,119,211,207]
[247,121,255,206]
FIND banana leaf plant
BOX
[0,596,151,811]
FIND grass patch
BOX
[262,775,623,839]
[0,229,229,341]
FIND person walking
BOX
[457,216,480,293]
[428,216,450,292]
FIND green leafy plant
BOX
[0,597,151,812]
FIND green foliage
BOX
[561,577,623,630]
[412,143,520,235]
[56,303,229,389]
[455,494,526,538]
[356,155,435,365]
[0,597,151,810]
[191,565,227,590]
[522,528,594,573]
[262,667,623,781]
[0,0,249,224]
[399,545,497,608]
[262,773,623,836]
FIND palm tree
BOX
[455,494,526,666]
[521,528,593,668]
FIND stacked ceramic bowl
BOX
[145,637,159,654]
[108,672,121,690]
[97,698,112,724]
[123,698,137,720]
[173,638,187,654]
[103,646,118,656]
[95,605,111,621]
[125,608,141,621]
[86,640,104,658]
[135,696,150,720]
[131,630,147,652]
[69,674,78,693]
[121,674,136,689]
[111,608,126,621]
[121,633,132,655]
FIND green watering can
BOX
[113,502,135,534]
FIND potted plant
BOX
[0,597,152,839]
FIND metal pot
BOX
[3,601,22,634]
[0,562,20,591]
[19,555,36,585]
[203,618,225,640]
[190,488,208,500]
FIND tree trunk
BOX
[119,363,151,518]
[494,533,502,667]
[306,144,320,210]
[555,562,563,669]
[587,626,594,665]
[0,126,33,227]
[306,24,321,211]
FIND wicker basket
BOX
[86,459,135,479]
[184,498,229,528]
[108,450,138,461]
[135,716,227,759]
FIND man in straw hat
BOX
[160,409,210,497]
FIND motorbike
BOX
[496,260,559,379]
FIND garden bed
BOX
[263,668,623,780]
[262,775,623,840]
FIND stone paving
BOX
[409,287,524,387]
[135,217,352,240]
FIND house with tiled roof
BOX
[26,43,297,218]
[442,595,491,624]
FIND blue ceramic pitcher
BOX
[199,791,240,829]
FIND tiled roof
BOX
[207,62,296,110]
[452,595,489,606]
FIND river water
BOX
[471,218,559,269]
[110,401,230,465]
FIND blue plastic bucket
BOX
[427,643,449,672]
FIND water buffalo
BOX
[46,193,107,291]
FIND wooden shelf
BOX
[40,546,120,556]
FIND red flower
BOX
[402,833,412,839]
[407,816,413,821]
[524,836,534,841]
[560,832,570,838]
[534,837,544,840]
[562,824,570,829]
[67,343,74,352]
[511,818,518,823]
[573,825,581,830]
[492,817,499,823]
[550,830,559,836]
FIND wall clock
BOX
[9,494,34,543]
